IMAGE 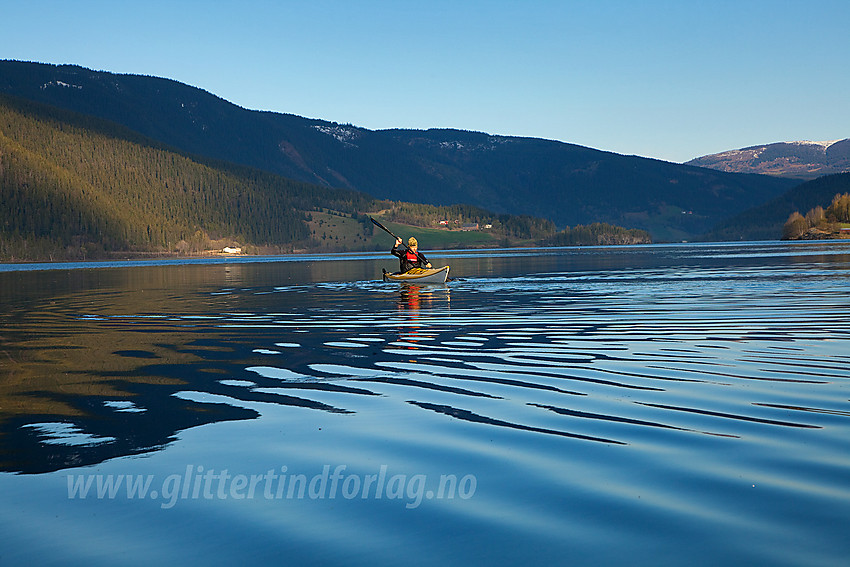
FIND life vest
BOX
[405,250,419,263]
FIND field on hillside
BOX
[303,212,500,252]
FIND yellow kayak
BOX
[382,266,450,283]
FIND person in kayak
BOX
[391,236,432,272]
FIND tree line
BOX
[379,202,558,240]
[541,223,652,246]
[783,193,850,239]
[379,203,652,245]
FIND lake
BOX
[1,241,849,566]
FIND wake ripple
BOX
[163,273,850,449]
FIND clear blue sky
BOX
[3,0,849,163]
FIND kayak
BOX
[383,266,449,283]
[382,266,450,283]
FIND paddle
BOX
[369,216,429,265]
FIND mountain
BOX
[1,93,592,261]
[0,60,798,241]
[704,172,850,241]
[0,93,352,258]
[687,139,850,179]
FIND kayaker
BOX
[391,236,432,272]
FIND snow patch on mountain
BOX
[687,138,850,179]
[41,80,82,90]
[409,136,510,152]
[790,140,841,150]
[313,125,361,147]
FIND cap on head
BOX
[408,237,418,247]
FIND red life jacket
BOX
[405,250,419,263]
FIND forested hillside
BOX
[1,94,646,260]
[0,94,366,259]
[0,61,799,241]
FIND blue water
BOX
[1,242,849,566]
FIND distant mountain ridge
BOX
[687,139,850,179]
[0,60,799,241]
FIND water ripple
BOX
[4,242,850,565]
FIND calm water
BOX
[1,242,849,566]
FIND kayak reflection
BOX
[396,284,450,311]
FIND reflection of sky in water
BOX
[21,423,116,446]
[1,242,850,566]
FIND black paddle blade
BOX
[370,216,398,240]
